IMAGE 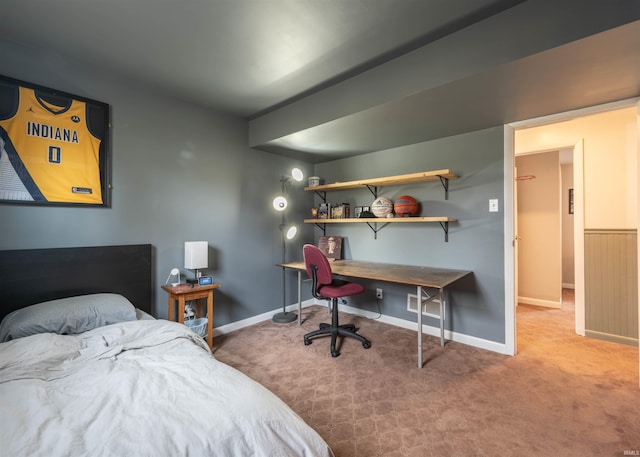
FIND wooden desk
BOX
[161,283,220,350]
[279,260,471,368]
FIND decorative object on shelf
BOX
[317,202,330,219]
[184,241,208,284]
[273,167,304,324]
[165,268,181,286]
[371,197,393,218]
[318,235,342,261]
[331,203,350,219]
[308,176,320,187]
[394,195,419,217]
[310,207,318,218]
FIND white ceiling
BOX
[2,0,639,163]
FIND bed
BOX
[0,245,333,457]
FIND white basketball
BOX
[371,197,393,218]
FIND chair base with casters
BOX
[303,295,371,357]
[302,244,371,358]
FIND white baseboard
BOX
[213,299,509,355]
[336,301,509,355]
[212,299,316,336]
[518,296,561,309]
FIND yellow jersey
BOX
[0,86,103,204]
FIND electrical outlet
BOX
[376,288,383,299]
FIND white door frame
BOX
[503,98,640,357]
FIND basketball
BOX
[371,197,393,218]
[394,195,419,216]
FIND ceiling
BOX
[1,0,639,163]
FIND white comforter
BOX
[0,319,333,457]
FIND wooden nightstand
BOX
[161,283,220,350]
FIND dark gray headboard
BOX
[0,244,153,320]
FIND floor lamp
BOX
[272,167,303,324]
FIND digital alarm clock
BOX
[198,275,213,286]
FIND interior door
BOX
[516,152,562,308]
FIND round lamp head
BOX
[285,226,297,240]
[273,196,288,211]
[291,168,304,182]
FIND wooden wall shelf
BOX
[304,169,459,241]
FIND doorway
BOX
[505,100,639,359]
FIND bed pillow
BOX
[0,293,138,342]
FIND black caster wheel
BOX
[363,342,371,349]
[331,351,340,358]
[304,339,312,346]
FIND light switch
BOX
[489,199,499,212]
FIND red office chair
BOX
[302,244,371,357]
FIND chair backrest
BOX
[303,244,333,293]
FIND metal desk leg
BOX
[417,286,423,368]
[438,289,445,347]
[297,270,302,326]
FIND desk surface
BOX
[279,260,470,289]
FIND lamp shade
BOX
[273,196,288,211]
[285,225,297,240]
[291,168,303,182]
[184,241,208,269]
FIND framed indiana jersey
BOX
[0,75,111,207]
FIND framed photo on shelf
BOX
[331,203,350,219]
[318,235,342,261]
[317,202,330,219]
[0,75,111,207]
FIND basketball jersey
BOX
[0,86,103,204]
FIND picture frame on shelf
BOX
[317,202,330,219]
[331,203,350,219]
[318,235,342,261]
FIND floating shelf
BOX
[304,169,458,200]
[304,169,459,241]
[304,217,456,241]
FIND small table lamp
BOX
[184,241,208,284]
[165,268,181,286]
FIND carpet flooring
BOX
[213,291,639,456]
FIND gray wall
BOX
[0,40,314,322]
[312,127,505,343]
[0,39,506,344]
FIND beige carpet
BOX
[213,291,639,457]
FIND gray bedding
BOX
[0,318,333,456]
